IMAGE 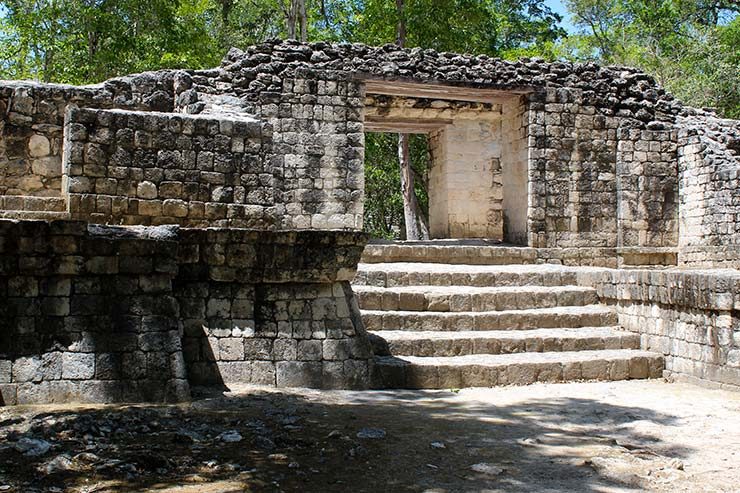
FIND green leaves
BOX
[564,0,740,118]
[0,0,222,83]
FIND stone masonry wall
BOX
[185,69,365,230]
[0,219,372,405]
[0,220,189,405]
[678,117,740,268]
[0,74,177,203]
[63,107,275,228]
[176,228,373,389]
[617,127,678,248]
[527,88,620,248]
[584,269,740,390]
[501,97,528,245]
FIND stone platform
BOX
[353,260,664,389]
[352,243,740,391]
[361,240,679,268]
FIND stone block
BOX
[62,353,95,380]
[276,361,322,388]
[296,340,322,361]
[251,361,276,385]
[273,339,297,361]
[219,338,245,361]
[323,339,351,360]
[244,339,273,360]
[12,356,42,383]
[0,384,18,406]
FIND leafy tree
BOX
[563,0,740,117]
[0,0,220,83]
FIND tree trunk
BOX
[394,0,426,240]
[398,135,423,240]
[298,0,307,41]
[285,0,297,39]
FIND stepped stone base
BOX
[354,254,666,390]
[373,350,664,389]
[361,242,679,268]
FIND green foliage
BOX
[563,0,740,118]
[0,0,222,83]
[347,0,564,56]
[363,133,429,240]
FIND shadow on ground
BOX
[0,386,686,492]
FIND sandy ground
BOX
[1,379,739,492]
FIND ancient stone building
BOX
[1,40,739,404]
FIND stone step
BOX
[0,195,67,212]
[354,262,582,288]
[355,285,598,312]
[361,242,538,265]
[0,210,71,220]
[373,349,664,389]
[362,305,618,332]
[370,327,640,357]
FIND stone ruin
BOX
[1,40,739,405]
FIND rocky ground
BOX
[0,380,738,493]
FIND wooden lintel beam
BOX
[363,79,529,104]
[364,117,452,134]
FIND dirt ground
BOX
[1,379,739,493]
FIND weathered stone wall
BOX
[527,88,620,248]
[677,117,740,268]
[428,117,504,239]
[584,269,740,389]
[0,75,177,203]
[268,73,365,230]
[184,69,365,230]
[3,42,739,260]
[175,228,373,389]
[0,220,189,405]
[63,107,275,228]
[501,97,528,245]
[617,127,679,248]
[0,219,372,405]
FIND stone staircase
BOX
[352,254,664,389]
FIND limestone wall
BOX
[63,107,275,228]
[677,117,740,268]
[617,127,679,247]
[187,69,365,230]
[527,88,620,248]
[0,84,79,198]
[501,97,528,245]
[176,228,373,389]
[585,269,740,389]
[0,219,372,405]
[0,74,177,203]
[0,220,189,405]
[429,118,503,239]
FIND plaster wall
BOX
[429,119,503,239]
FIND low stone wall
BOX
[0,220,189,405]
[0,75,177,200]
[63,107,274,228]
[584,269,740,389]
[0,219,372,405]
